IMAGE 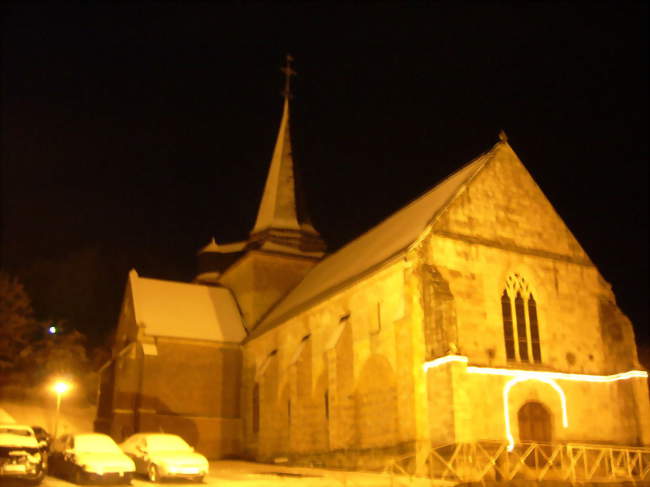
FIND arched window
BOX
[501,274,542,363]
[324,389,329,420]
[252,383,260,434]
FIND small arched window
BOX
[252,383,260,434]
[501,274,542,363]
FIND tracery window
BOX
[501,274,541,363]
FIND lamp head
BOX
[52,380,71,395]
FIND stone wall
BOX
[432,361,650,446]
[219,251,318,327]
[102,339,243,459]
[242,262,414,467]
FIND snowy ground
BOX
[2,402,453,486]
[36,460,454,487]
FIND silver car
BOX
[120,433,208,482]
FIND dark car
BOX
[49,433,135,485]
[0,424,46,485]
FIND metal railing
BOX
[384,441,650,484]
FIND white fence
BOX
[384,441,650,484]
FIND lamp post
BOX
[51,380,71,439]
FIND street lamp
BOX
[51,380,71,439]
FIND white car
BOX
[0,424,45,484]
[120,433,208,482]
[49,433,135,484]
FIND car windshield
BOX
[147,435,192,452]
[0,427,32,436]
[75,435,121,453]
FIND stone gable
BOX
[433,143,590,264]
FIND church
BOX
[95,61,650,479]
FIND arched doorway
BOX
[518,401,552,468]
[518,401,552,443]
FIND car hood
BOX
[76,452,135,471]
[148,451,207,466]
[0,433,39,448]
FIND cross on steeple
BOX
[281,54,296,99]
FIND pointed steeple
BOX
[249,55,326,256]
[251,97,301,233]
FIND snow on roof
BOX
[197,239,246,255]
[130,272,246,343]
[251,143,498,337]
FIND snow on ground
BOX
[204,460,456,486]
[38,460,456,487]
[1,399,454,486]
[0,398,95,434]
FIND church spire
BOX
[250,55,325,256]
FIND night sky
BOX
[1,4,647,346]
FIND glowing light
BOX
[52,380,71,395]
[422,355,468,371]
[503,376,568,451]
[48,326,57,334]
[466,366,648,383]
[50,379,72,439]
[422,355,648,451]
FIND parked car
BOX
[30,425,51,469]
[120,433,208,482]
[0,424,45,484]
[30,426,51,450]
[49,433,135,484]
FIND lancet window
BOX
[252,383,260,434]
[501,274,541,363]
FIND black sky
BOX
[1,4,647,345]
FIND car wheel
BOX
[124,472,133,485]
[147,464,160,483]
[75,467,86,485]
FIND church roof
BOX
[129,271,246,343]
[251,142,502,338]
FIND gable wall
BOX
[434,144,589,261]
[425,149,638,373]
[413,149,649,445]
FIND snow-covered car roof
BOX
[123,433,193,451]
[73,433,122,453]
[0,424,38,448]
[145,434,191,451]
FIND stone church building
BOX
[95,76,650,473]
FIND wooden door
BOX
[518,401,551,443]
